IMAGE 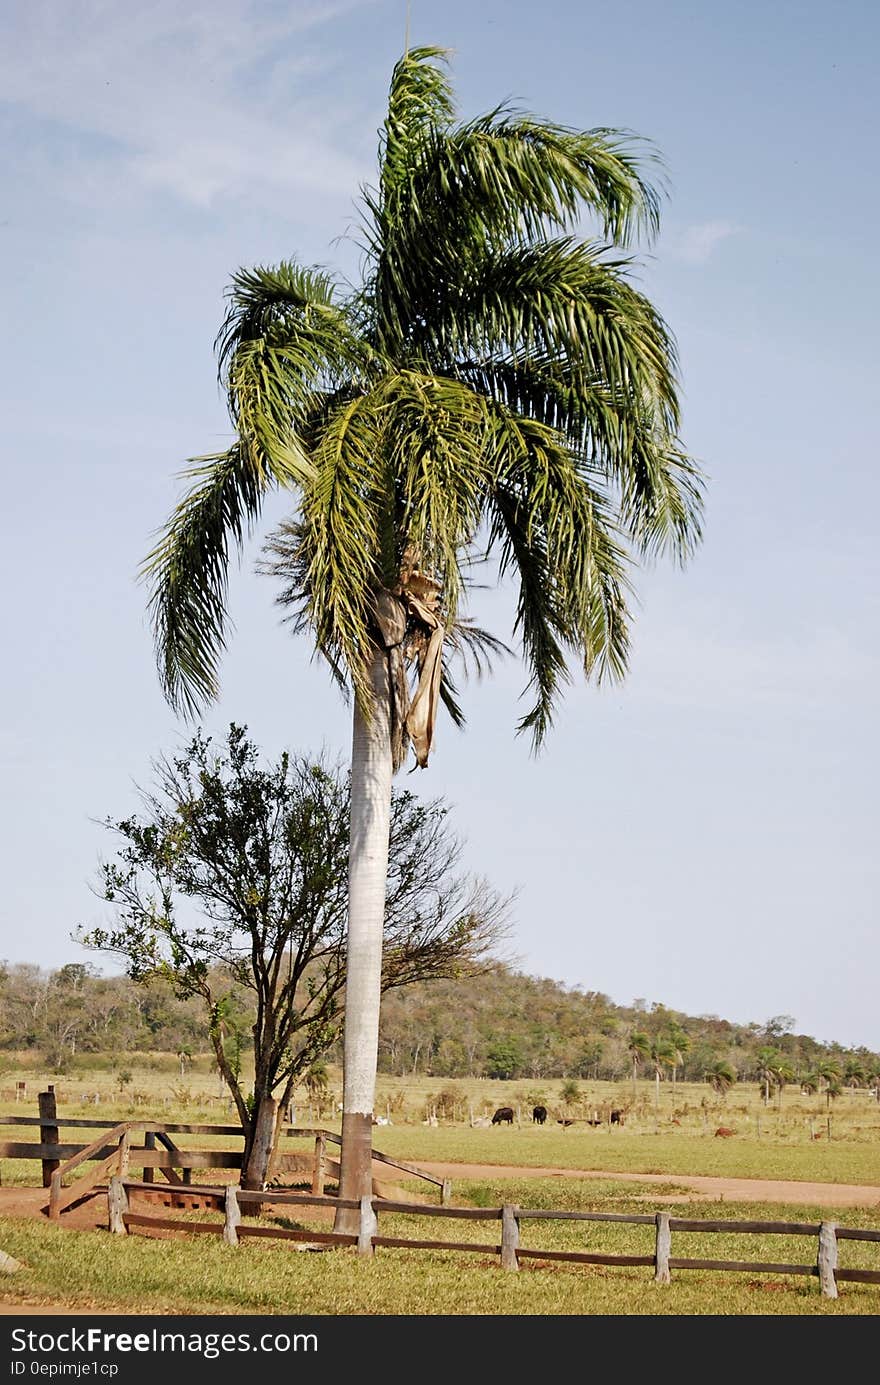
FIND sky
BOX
[1,0,878,1050]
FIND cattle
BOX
[491,1106,515,1125]
[557,1118,575,1128]
[585,1118,602,1127]
[532,1105,547,1125]
[609,1109,624,1125]
[714,1126,736,1138]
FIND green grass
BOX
[1,1176,878,1316]
[367,1125,880,1185]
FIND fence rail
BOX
[4,1094,448,1215]
[111,1180,880,1300]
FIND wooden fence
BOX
[109,1180,880,1300]
[0,1094,450,1215]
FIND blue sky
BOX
[2,0,878,1048]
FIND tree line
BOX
[3,958,877,1098]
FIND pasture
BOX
[1,1058,879,1315]
[2,1058,879,1189]
[1,1176,879,1316]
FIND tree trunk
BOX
[242,1096,279,1190]
[335,645,394,1232]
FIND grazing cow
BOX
[491,1106,515,1126]
[585,1118,602,1127]
[609,1109,624,1125]
[532,1105,547,1125]
[557,1118,575,1128]
[714,1126,736,1138]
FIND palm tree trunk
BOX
[335,644,393,1231]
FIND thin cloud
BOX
[0,0,380,208]
[674,219,740,265]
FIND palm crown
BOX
[145,46,703,768]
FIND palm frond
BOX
[380,46,455,198]
[485,408,632,743]
[216,262,375,487]
[142,444,266,718]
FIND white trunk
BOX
[342,645,394,1123]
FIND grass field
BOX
[1,1175,878,1316]
[3,1060,879,1189]
[2,1058,879,1315]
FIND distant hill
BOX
[1,959,877,1090]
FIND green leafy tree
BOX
[486,1037,524,1081]
[143,47,703,1213]
[560,1078,582,1111]
[81,725,504,1187]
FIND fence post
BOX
[48,1170,62,1221]
[108,1176,128,1235]
[441,1178,453,1207]
[223,1185,241,1247]
[500,1204,520,1271]
[358,1194,377,1257]
[311,1133,326,1196]
[118,1131,131,1180]
[654,1212,672,1285]
[143,1130,155,1184]
[817,1221,839,1299]
[38,1089,60,1189]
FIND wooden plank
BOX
[108,1177,128,1236]
[835,1268,880,1284]
[236,1190,358,1212]
[223,1186,240,1247]
[52,1146,123,1217]
[655,1212,671,1285]
[238,1226,357,1246]
[38,1091,59,1188]
[0,1117,342,1141]
[518,1209,656,1225]
[518,1249,656,1267]
[371,1202,502,1220]
[668,1258,816,1274]
[124,1180,224,1199]
[817,1220,839,1299]
[669,1218,819,1235]
[53,1123,132,1183]
[358,1194,378,1258]
[123,1214,223,1235]
[5,1144,244,1170]
[372,1236,500,1255]
[500,1204,519,1271]
[368,1150,443,1187]
[836,1227,880,1243]
[0,1117,260,1135]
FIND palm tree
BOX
[650,1038,676,1109]
[818,1058,843,1111]
[143,48,703,1217]
[628,1031,651,1100]
[755,1047,780,1107]
[667,1025,691,1090]
[773,1057,794,1111]
[844,1059,866,1093]
[705,1059,736,1098]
